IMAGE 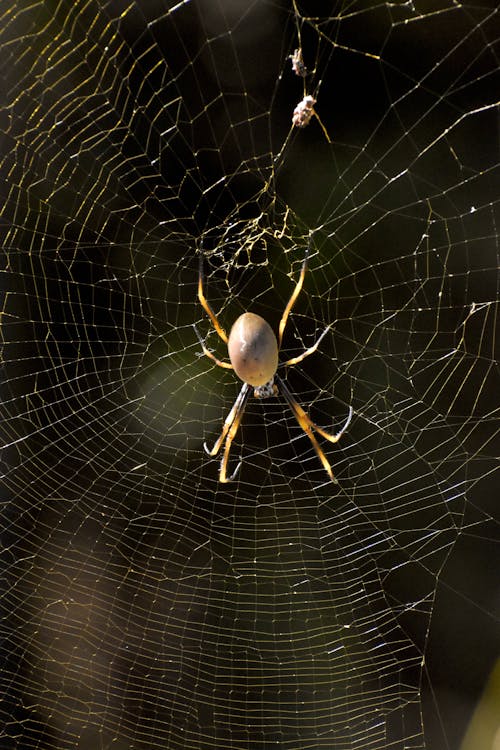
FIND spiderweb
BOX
[1,1,498,749]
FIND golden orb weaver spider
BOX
[194,238,353,483]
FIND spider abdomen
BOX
[228,312,279,387]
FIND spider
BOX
[194,239,353,483]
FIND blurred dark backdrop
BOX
[1,2,498,749]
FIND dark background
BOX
[1,1,498,749]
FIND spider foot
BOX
[203,440,216,457]
[220,459,242,483]
[193,323,205,346]
[336,405,353,438]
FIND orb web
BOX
[1,2,498,749]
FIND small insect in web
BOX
[292,94,332,142]
[289,47,308,78]
[292,94,316,128]
[194,237,353,483]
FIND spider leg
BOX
[279,376,353,443]
[219,386,251,482]
[204,383,251,483]
[278,234,311,349]
[316,405,353,443]
[193,324,233,370]
[281,325,330,367]
[204,382,250,456]
[198,249,228,344]
[276,375,352,482]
